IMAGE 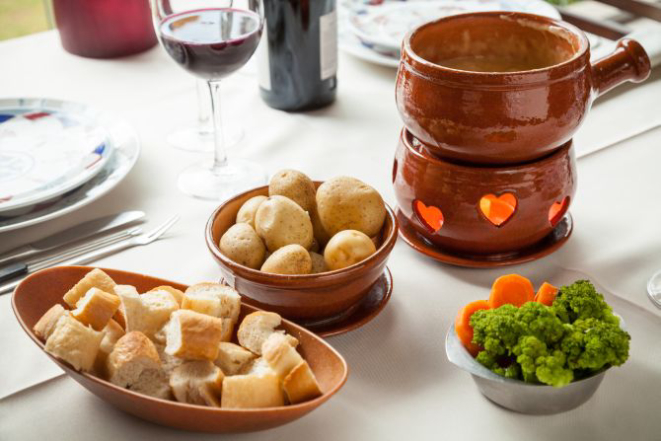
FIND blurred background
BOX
[0,0,578,41]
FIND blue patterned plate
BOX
[0,100,139,232]
[0,98,114,213]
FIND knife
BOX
[0,211,145,266]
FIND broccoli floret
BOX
[515,302,566,345]
[471,304,521,357]
[512,336,574,387]
[475,352,521,380]
[561,318,630,371]
[552,280,618,324]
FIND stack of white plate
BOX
[0,98,140,233]
[338,0,562,68]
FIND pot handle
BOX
[591,36,652,97]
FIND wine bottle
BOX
[257,0,338,111]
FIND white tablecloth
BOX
[1,20,661,440]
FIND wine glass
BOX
[166,79,244,153]
[152,0,267,200]
[647,270,661,309]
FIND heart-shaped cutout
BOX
[413,200,444,233]
[548,196,570,226]
[479,193,517,227]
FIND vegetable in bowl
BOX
[458,276,630,388]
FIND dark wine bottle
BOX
[257,0,338,111]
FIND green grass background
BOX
[0,0,51,41]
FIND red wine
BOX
[159,9,262,81]
[258,0,338,111]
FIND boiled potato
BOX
[236,195,267,228]
[311,208,331,246]
[310,252,328,274]
[324,230,376,270]
[261,245,312,275]
[316,176,386,237]
[269,169,316,213]
[219,223,266,269]
[255,195,314,252]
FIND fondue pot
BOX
[396,12,652,165]
[393,11,654,265]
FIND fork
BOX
[0,215,179,295]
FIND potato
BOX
[261,245,312,275]
[269,169,316,212]
[309,252,328,274]
[219,223,266,269]
[236,195,267,228]
[310,208,331,246]
[255,196,314,252]
[316,177,386,237]
[324,230,376,271]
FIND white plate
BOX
[0,98,115,213]
[0,107,140,233]
[348,0,561,52]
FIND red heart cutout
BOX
[548,197,570,226]
[479,193,517,227]
[413,200,444,233]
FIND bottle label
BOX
[257,20,271,91]
[319,10,338,81]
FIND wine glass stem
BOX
[208,80,228,171]
[196,79,211,130]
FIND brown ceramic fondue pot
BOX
[393,129,576,256]
[396,12,652,165]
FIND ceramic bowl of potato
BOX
[206,176,397,328]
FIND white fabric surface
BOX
[1,22,661,440]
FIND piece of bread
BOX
[113,284,141,329]
[33,304,68,341]
[107,331,170,399]
[182,283,241,342]
[261,332,304,379]
[283,361,322,404]
[44,315,103,372]
[63,268,116,308]
[214,342,257,376]
[156,344,185,376]
[71,287,121,331]
[150,285,185,306]
[221,372,284,409]
[94,319,126,377]
[241,357,274,376]
[182,283,241,320]
[237,311,281,355]
[140,290,179,337]
[116,286,178,339]
[165,310,224,361]
[169,361,225,407]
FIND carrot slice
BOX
[488,274,535,308]
[534,282,559,306]
[455,300,490,357]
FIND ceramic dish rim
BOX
[403,11,590,78]
[11,265,349,415]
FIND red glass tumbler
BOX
[53,0,158,58]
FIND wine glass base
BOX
[647,270,661,309]
[178,159,267,201]
[167,125,244,153]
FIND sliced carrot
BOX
[455,300,490,357]
[488,274,535,309]
[534,282,559,306]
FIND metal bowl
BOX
[445,325,608,414]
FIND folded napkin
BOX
[0,295,63,400]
